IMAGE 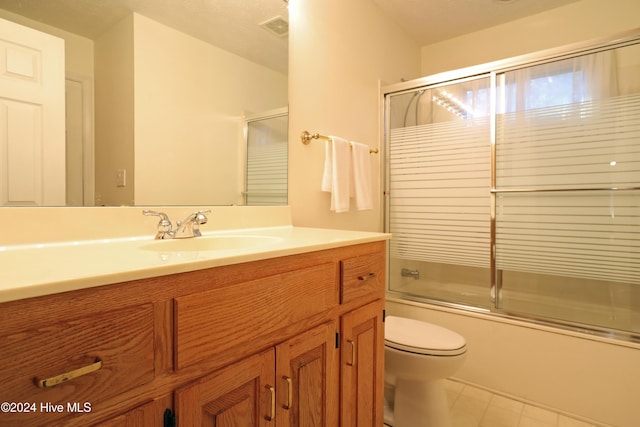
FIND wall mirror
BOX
[0,0,289,207]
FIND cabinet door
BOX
[340,300,385,427]
[175,348,276,426]
[276,321,339,427]
[92,399,159,427]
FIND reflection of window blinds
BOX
[246,142,288,206]
[389,118,491,268]
[495,94,640,284]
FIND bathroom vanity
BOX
[0,210,389,426]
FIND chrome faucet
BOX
[143,209,210,239]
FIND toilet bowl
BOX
[384,316,467,427]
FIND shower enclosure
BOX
[383,30,640,341]
[244,107,288,206]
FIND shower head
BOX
[402,89,428,126]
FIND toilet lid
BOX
[385,316,466,356]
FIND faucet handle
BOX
[142,209,173,238]
[143,209,171,225]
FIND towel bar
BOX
[301,131,379,153]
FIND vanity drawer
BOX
[341,251,386,304]
[0,303,155,426]
[175,262,339,370]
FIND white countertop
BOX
[0,226,390,303]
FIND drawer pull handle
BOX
[35,358,103,389]
[358,272,376,281]
[265,385,276,421]
[282,376,292,410]
[347,340,356,366]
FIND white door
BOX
[0,17,65,206]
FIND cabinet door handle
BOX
[265,385,276,421]
[358,272,376,281]
[347,340,356,366]
[34,358,103,388]
[282,376,292,410]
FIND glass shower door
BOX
[384,36,640,339]
[385,76,493,308]
[494,45,640,333]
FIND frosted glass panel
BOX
[389,118,491,267]
[496,191,640,284]
[496,95,640,190]
[245,113,288,206]
[387,77,492,308]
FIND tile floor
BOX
[444,379,604,427]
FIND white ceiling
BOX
[0,0,581,75]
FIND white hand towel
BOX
[321,136,351,212]
[321,140,332,193]
[350,141,373,210]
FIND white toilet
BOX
[384,316,467,427]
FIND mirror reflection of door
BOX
[65,79,83,206]
[0,17,65,206]
[65,75,94,206]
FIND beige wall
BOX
[95,13,288,206]
[288,0,420,231]
[94,14,135,206]
[420,0,640,76]
[133,14,288,206]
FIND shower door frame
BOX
[382,28,640,344]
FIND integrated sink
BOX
[140,234,283,252]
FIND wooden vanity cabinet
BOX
[339,249,386,427]
[175,321,339,426]
[0,240,386,427]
